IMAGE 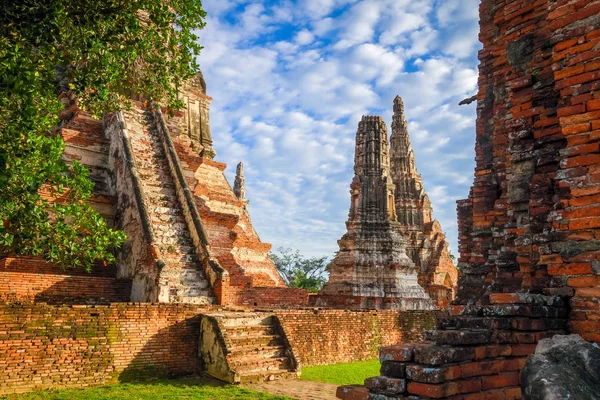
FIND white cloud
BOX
[198,0,481,258]
[295,29,315,45]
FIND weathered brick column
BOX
[338,0,600,398]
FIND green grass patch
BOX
[299,359,380,386]
[0,376,293,400]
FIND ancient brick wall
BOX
[547,0,600,343]
[276,309,439,366]
[0,303,209,394]
[0,303,439,394]
[338,0,600,398]
[0,257,131,305]
[454,0,600,342]
[235,287,309,308]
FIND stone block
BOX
[380,344,417,363]
[337,385,371,400]
[405,364,461,384]
[380,361,407,378]
[364,376,406,395]
[425,329,491,346]
[413,346,475,366]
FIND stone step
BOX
[158,245,195,256]
[144,182,176,192]
[123,106,215,304]
[225,324,276,337]
[162,253,198,263]
[228,334,283,349]
[151,215,186,225]
[219,313,274,327]
[228,344,287,358]
[228,355,289,370]
[237,368,296,384]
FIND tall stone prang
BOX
[316,116,433,310]
[389,96,458,307]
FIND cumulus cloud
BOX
[197,0,481,258]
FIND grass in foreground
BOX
[299,359,380,386]
[0,375,293,400]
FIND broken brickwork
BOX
[316,116,433,310]
[389,96,458,308]
[338,0,600,398]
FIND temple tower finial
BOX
[233,162,246,201]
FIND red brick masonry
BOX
[0,303,207,394]
[276,309,440,366]
[0,257,131,304]
[0,303,439,394]
[338,0,600,398]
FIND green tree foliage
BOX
[0,0,206,270]
[270,247,328,293]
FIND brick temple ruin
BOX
[338,0,600,398]
[2,0,600,396]
[316,99,457,310]
[0,70,441,391]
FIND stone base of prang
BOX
[310,294,434,311]
[337,294,569,399]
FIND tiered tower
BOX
[389,96,458,306]
[390,96,432,229]
[316,116,432,310]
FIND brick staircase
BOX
[122,106,215,305]
[337,293,568,399]
[200,311,299,384]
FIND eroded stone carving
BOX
[179,72,216,159]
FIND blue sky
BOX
[197,0,481,258]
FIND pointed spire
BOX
[233,162,246,201]
[392,95,408,136]
[389,96,432,229]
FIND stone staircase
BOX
[122,105,215,304]
[200,311,299,384]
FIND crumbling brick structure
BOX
[1,72,307,308]
[338,0,600,398]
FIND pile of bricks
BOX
[338,293,567,399]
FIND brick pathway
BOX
[245,380,339,400]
